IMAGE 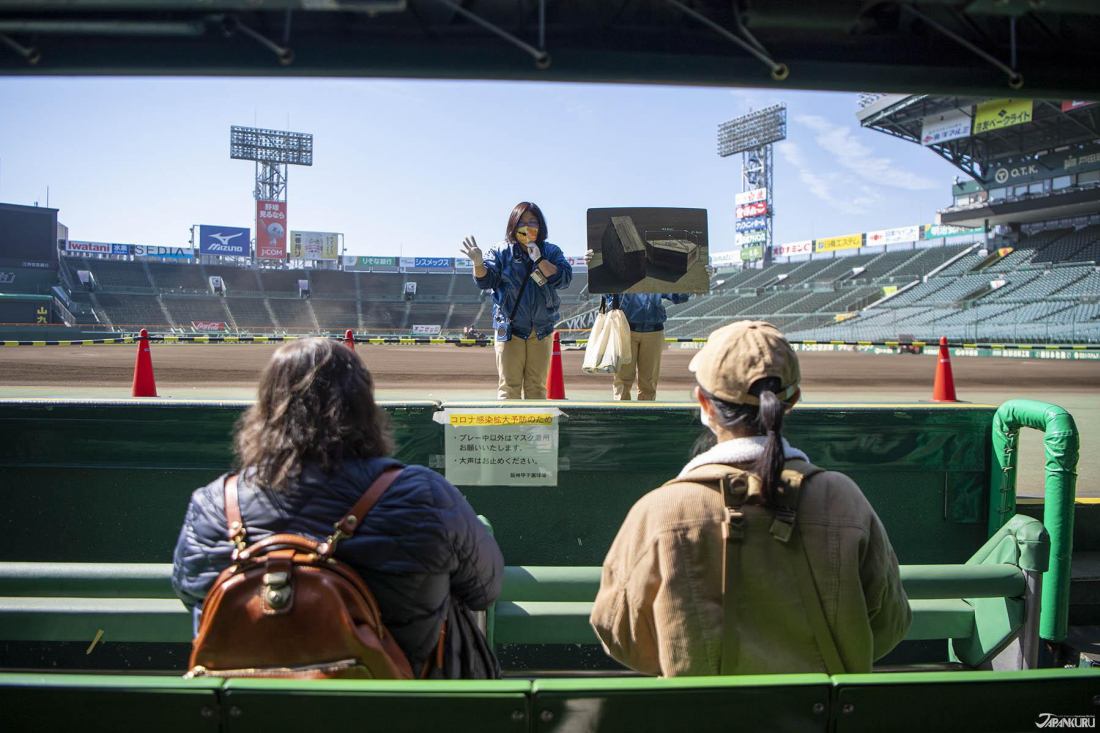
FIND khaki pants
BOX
[495,333,554,400]
[613,329,666,401]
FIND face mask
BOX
[700,402,715,434]
[516,226,537,244]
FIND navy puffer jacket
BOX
[171,457,504,674]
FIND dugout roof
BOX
[1,1,1099,99]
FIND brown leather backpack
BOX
[185,467,442,679]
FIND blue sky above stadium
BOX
[0,78,963,258]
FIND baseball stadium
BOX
[2,1,1100,731]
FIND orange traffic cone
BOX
[931,335,957,402]
[131,328,158,397]
[545,331,566,400]
[344,329,355,351]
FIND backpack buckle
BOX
[770,506,797,544]
[725,506,745,541]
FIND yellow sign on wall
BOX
[289,231,340,261]
[814,234,862,253]
[973,99,1033,134]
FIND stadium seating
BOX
[92,293,166,328]
[162,297,232,327]
[854,249,922,281]
[267,299,317,331]
[78,259,155,293]
[407,304,451,328]
[225,298,275,330]
[260,269,310,296]
[882,244,974,281]
[1030,226,1099,264]
[203,266,264,296]
[301,270,358,299]
[407,274,454,297]
[309,299,360,331]
[361,302,406,330]
[147,263,209,294]
[360,273,407,299]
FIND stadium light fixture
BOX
[230,126,314,166]
[717,104,787,157]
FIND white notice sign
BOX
[443,410,560,486]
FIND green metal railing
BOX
[990,400,1079,643]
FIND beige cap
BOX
[688,320,800,406]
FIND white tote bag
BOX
[582,311,611,374]
[597,309,632,373]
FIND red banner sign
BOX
[256,200,288,259]
[1062,101,1095,112]
[735,201,767,219]
[191,321,227,332]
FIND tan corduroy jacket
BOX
[590,457,911,677]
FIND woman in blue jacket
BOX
[461,202,572,399]
[172,338,504,678]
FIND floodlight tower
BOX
[717,104,787,266]
[230,125,313,262]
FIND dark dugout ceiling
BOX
[0,1,1097,98]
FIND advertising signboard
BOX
[342,255,398,269]
[191,321,227,331]
[740,245,763,261]
[924,224,985,239]
[735,217,767,233]
[983,142,1100,186]
[1062,101,1095,112]
[132,245,193,259]
[111,244,130,256]
[735,201,767,219]
[921,110,971,147]
[772,240,814,257]
[289,231,339,261]
[973,99,1033,134]
[65,241,112,255]
[198,225,251,257]
[734,188,767,206]
[865,226,921,247]
[735,230,767,246]
[709,250,741,267]
[814,234,863,253]
[413,257,453,268]
[256,201,288,259]
[411,325,442,335]
[399,257,416,269]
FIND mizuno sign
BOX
[198,225,251,257]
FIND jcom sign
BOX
[256,201,288,260]
[198,225,251,257]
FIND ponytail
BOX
[752,387,786,507]
[698,377,790,507]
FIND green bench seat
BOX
[3,669,1098,733]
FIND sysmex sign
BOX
[198,226,251,256]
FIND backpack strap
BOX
[667,460,844,675]
[223,474,246,552]
[320,466,405,555]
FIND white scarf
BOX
[678,436,809,478]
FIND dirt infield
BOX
[0,342,1096,395]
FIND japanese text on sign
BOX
[443,410,559,486]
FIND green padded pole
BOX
[989,399,1078,642]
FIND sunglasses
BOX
[516,222,539,229]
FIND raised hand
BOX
[460,236,483,266]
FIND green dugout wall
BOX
[0,399,994,567]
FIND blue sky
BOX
[0,78,963,258]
